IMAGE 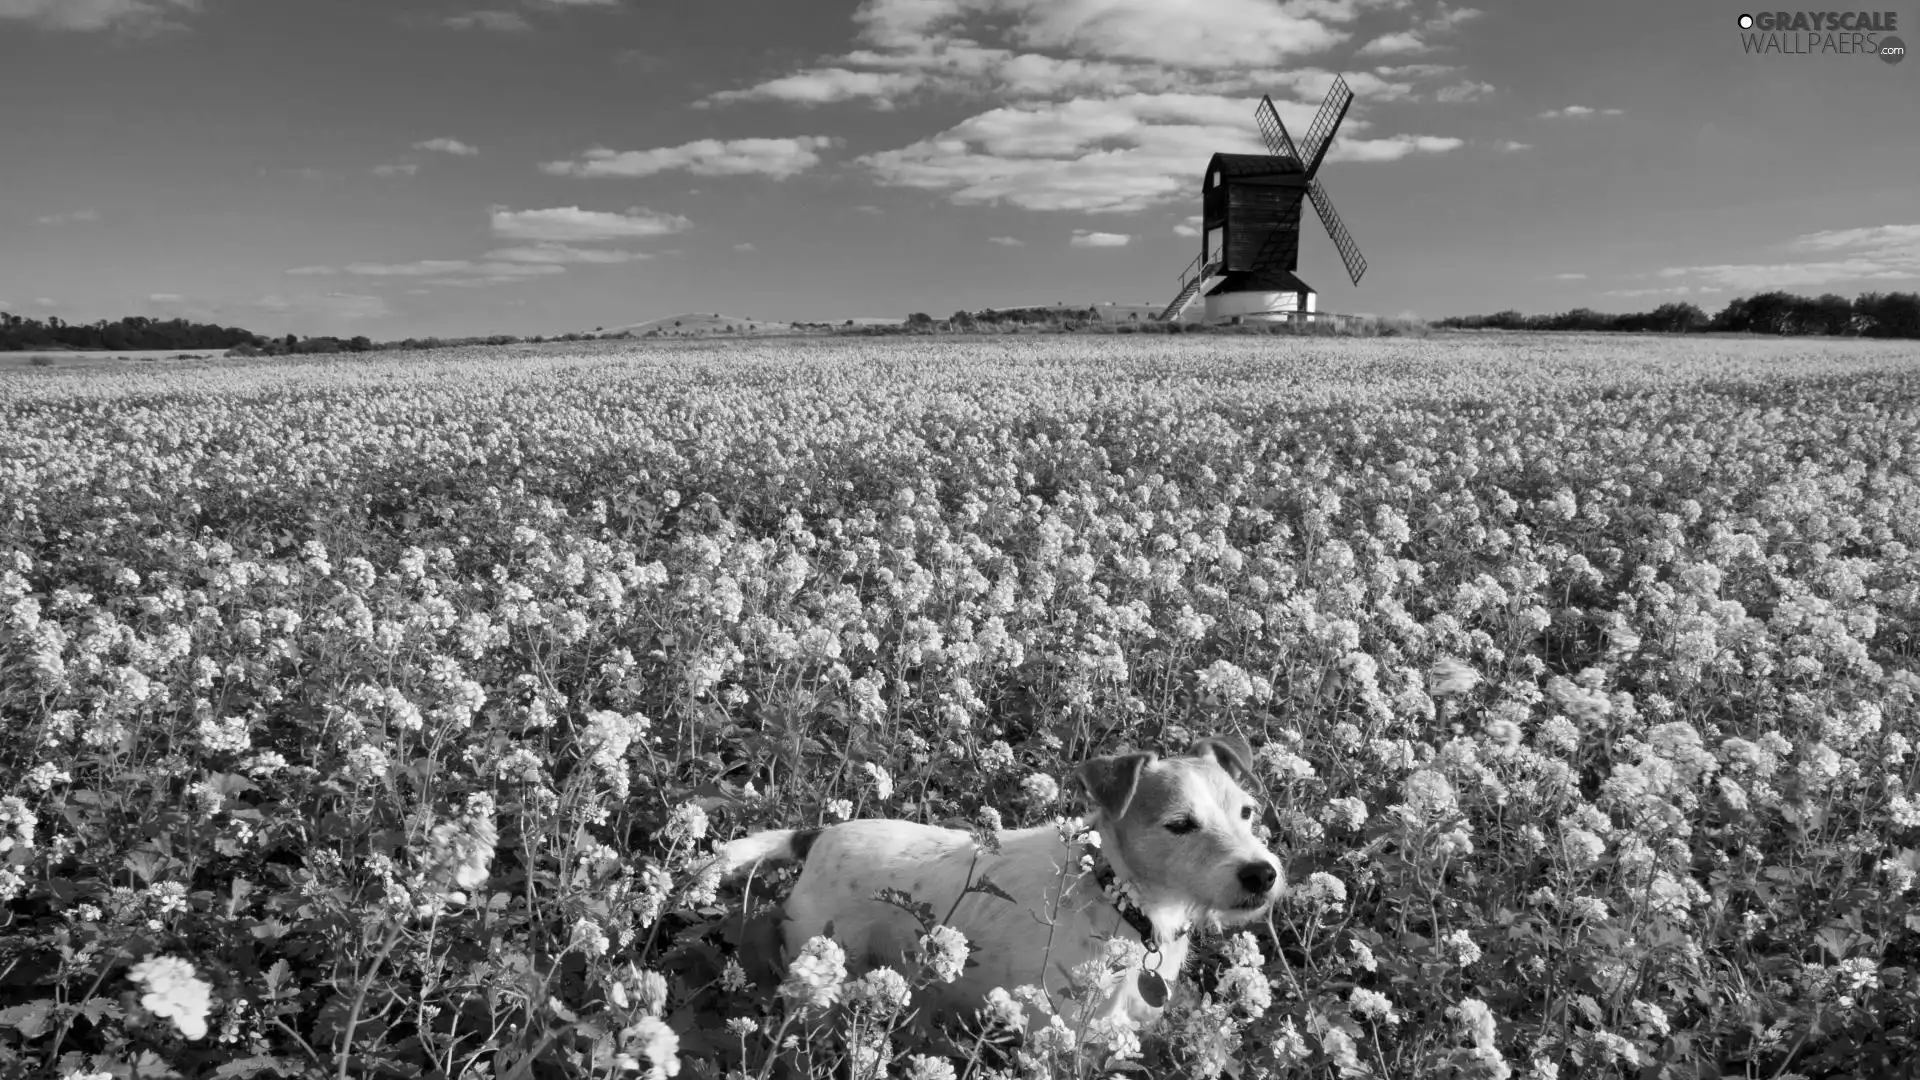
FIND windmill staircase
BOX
[1159,253,1220,323]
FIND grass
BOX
[1,332,1918,1079]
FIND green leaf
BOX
[214,1056,300,1078]
[0,1001,54,1039]
[967,873,1019,906]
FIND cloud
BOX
[1173,214,1202,237]
[415,137,479,156]
[853,204,884,214]
[1538,105,1623,118]
[34,297,59,308]
[1356,31,1427,55]
[488,205,692,242]
[147,292,185,302]
[1603,286,1720,299]
[708,68,929,107]
[861,92,1456,213]
[1434,80,1494,103]
[250,292,391,322]
[1375,63,1457,78]
[989,236,1025,246]
[732,242,757,252]
[1788,224,1920,252]
[1071,230,1130,248]
[372,163,420,177]
[542,136,839,180]
[1655,222,1920,290]
[443,9,530,31]
[1551,272,1587,281]
[1494,139,1530,151]
[0,0,197,32]
[36,209,101,225]
[484,244,651,264]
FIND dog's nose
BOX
[1238,861,1277,894]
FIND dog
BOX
[712,735,1282,1030]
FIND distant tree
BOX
[283,333,299,349]
[1795,293,1853,335]
[1646,302,1709,333]
[348,335,372,352]
[906,312,935,329]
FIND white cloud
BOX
[36,209,100,225]
[443,10,530,31]
[732,242,758,252]
[372,163,420,177]
[483,244,651,264]
[1331,134,1463,161]
[1356,31,1427,55]
[1375,63,1457,78]
[415,137,479,156]
[709,68,928,106]
[148,292,185,302]
[34,297,59,307]
[1539,105,1623,118]
[489,205,692,242]
[1603,286,1719,299]
[542,136,839,180]
[1494,139,1530,151]
[1551,272,1587,281]
[1071,230,1130,247]
[1656,223,1920,290]
[0,0,196,32]
[990,236,1025,246]
[250,292,390,322]
[851,0,1349,67]
[861,92,1455,213]
[1789,224,1920,251]
[1173,214,1202,237]
[1434,80,1494,103]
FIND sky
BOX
[1,0,1915,338]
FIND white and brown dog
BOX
[713,736,1282,1028]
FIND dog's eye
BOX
[1165,816,1199,835]
[1240,805,1255,820]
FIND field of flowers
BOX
[2,332,1919,1080]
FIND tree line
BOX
[1436,291,1920,338]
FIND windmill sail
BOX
[1254,95,1305,171]
[1307,178,1366,285]
[1297,75,1354,179]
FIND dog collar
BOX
[1068,818,1186,1007]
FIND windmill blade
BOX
[1297,75,1355,179]
[1254,94,1305,171]
[1308,178,1367,286]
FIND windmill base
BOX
[1203,289,1317,324]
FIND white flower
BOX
[628,1014,681,1079]
[1020,772,1060,804]
[1444,928,1482,966]
[846,967,912,1017]
[780,935,847,1010]
[919,925,969,983]
[1451,996,1498,1047]
[127,955,213,1040]
[1351,987,1398,1023]
[902,1056,958,1080]
[863,761,895,801]
[825,798,854,822]
[663,802,708,843]
[1431,657,1482,697]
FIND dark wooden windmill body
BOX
[1161,76,1369,324]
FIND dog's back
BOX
[722,819,1124,1021]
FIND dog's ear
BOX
[1075,752,1155,821]
[1189,734,1256,785]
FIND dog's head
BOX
[1074,734,1282,919]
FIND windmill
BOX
[1159,75,1368,324]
